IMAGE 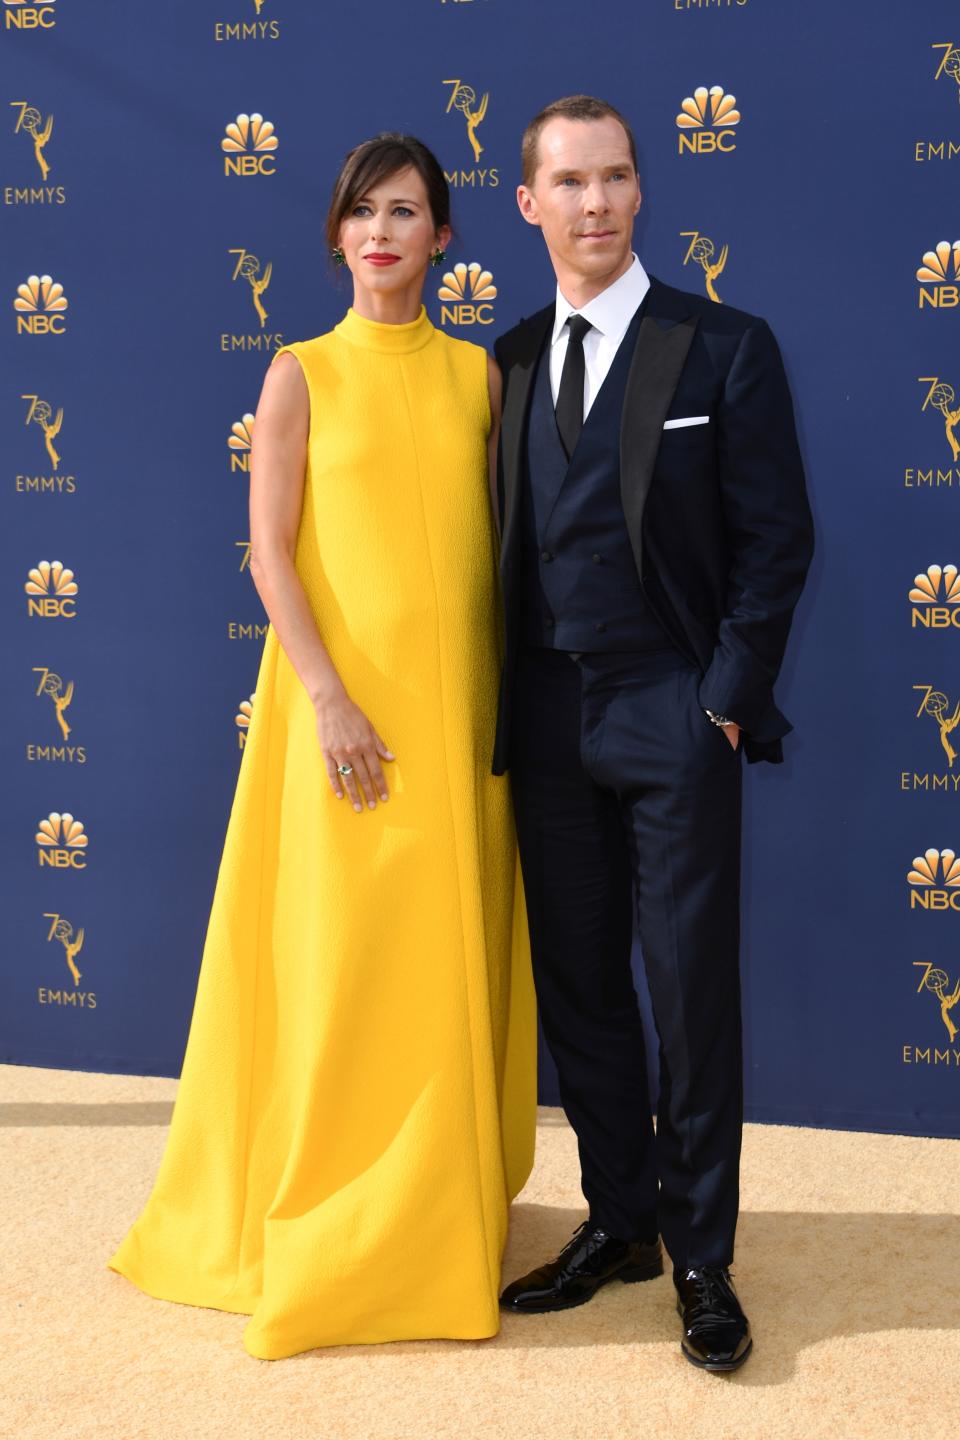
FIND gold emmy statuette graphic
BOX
[221,113,278,176]
[46,914,84,986]
[236,539,252,571]
[914,685,960,768]
[11,101,53,179]
[253,0,266,10]
[25,559,77,618]
[230,250,272,329]
[680,231,728,303]
[14,274,68,334]
[676,86,740,153]
[932,43,960,101]
[444,79,488,163]
[917,241,960,308]
[228,413,255,470]
[914,961,960,1042]
[36,811,88,868]
[34,666,74,740]
[438,261,496,325]
[236,693,254,747]
[919,377,960,460]
[23,393,63,469]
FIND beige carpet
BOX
[2,1064,957,1440]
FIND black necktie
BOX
[555,314,592,460]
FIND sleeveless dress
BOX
[107,305,537,1360]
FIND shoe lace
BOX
[684,1268,738,1330]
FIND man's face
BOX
[517,116,641,288]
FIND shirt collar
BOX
[552,254,650,347]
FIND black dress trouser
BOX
[509,643,744,1272]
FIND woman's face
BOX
[339,165,450,297]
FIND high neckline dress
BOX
[107,304,537,1359]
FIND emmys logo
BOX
[438,261,496,325]
[236,693,254,748]
[679,232,728,303]
[919,377,960,461]
[3,0,57,30]
[442,79,498,188]
[221,113,278,176]
[14,274,67,334]
[36,811,88,869]
[25,559,77,618]
[674,0,748,8]
[913,961,960,1043]
[214,0,280,41]
[23,393,63,468]
[676,86,740,154]
[27,665,84,763]
[909,564,960,628]
[236,539,251,571]
[228,413,255,471]
[914,686,960,768]
[932,44,960,102]
[10,101,53,178]
[222,249,282,352]
[917,241,960,307]
[907,848,960,911]
[38,912,96,1008]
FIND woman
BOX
[107,134,537,1360]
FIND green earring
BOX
[430,248,446,268]
[331,246,346,266]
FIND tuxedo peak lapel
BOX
[620,309,699,579]
[499,306,553,566]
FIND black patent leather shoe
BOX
[500,1221,663,1313]
[675,1266,752,1371]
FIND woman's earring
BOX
[430,248,446,268]
[331,246,346,267]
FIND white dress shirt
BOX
[549,254,651,416]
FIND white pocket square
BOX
[662,415,710,429]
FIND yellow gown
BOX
[107,305,537,1360]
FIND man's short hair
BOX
[521,95,638,188]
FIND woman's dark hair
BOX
[326,133,451,252]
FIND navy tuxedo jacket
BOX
[491,275,814,771]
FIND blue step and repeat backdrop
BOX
[4,0,960,1138]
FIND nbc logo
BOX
[907,848,960,911]
[25,559,77,618]
[36,811,88,869]
[3,0,57,31]
[438,261,496,326]
[236,694,254,749]
[917,241,960,308]
[676,86,740,154]
[221,113,278,176]
[13,273,67,334]
[228,413,255,471]
[909,564,960,628]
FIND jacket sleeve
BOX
[698,317,814,740]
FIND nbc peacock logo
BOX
[907,848,960,911]
[676,86,740,154]
[14,273,67,334]
[236,693,254,748]
[909,564,960,629]
[228,413,255,472]
[36,811,88,869]
[25,559,77,618]
[4,0,57,32]
[438,261,496,326]
[917,241,960,308]
[221,113,278,177]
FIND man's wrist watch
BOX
[705,709,735,728]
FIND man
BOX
[494,95,813,1372]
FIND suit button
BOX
[541,550,554,563]
[592,553,602,564]
[594,622,607,634]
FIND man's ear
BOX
[516,184,542,229]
